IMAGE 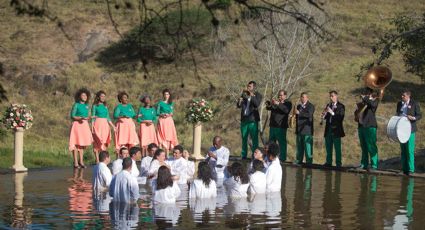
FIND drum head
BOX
[396,116,411,143]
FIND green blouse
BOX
[137,107,158,123]
[157,101,174,115]
[70,102,90,119]
[91,103,111,122]
[113,103,136,120]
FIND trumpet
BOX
[288,99,300,128]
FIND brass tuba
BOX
[363,66,392,99]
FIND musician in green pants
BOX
[356,88,379,171]
[322,91,345,167]
[396,90,421,175]
[237,81,262,159]
[295,92,315,164]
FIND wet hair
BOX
[74,88,91,104]
[229,162,249,184]
[129,146,141,158]
[197,162,213,188]
[99,151,109,162]
[173,145,184,154]
[117,91,129,103]
[119,147,128,156]
[93,90,107,105]
[156,166,173,190]
[252,159,265,172]
[329,90,338,95]
[267,142,279,159]
[122,157,132,170]
[147,143,158,151]
[248,81,257,87]
[153,149,165,160]
[162,88,173,104]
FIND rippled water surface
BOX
[1,166,424,229]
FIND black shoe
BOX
[323,163,332,167]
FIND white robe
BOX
[153,181,181,204]
[249,171,267,194]
[109,170,140,203]
[186,160,195,180]
[167,157,189,185]
[110,201,139,229]
[189,179,217,199]
[92,162,113,192]
[224,176,249,198]
[131,159,140,178]
[266,159,282,193]
[148,160,170,180]
[140,156,153,177]
[189,197,216,220]
[154,203,181,226]
[206,146,230,179]
[111,159,123,175]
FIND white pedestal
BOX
[12,127,27,172]
[192,122,204,160]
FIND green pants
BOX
[296,134,313,164]
[325,128,342,166]
[240,121,259,158]
[358,127,378,169]
[400,132,416,173]
[269,127,287,161]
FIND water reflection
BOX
[109,201,139,229]
[11,172,32,229]
[321,171,342,229]
[68,168,93,228]
[294,168,312,228]
[391,178,414,230]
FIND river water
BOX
[0,166,424,229]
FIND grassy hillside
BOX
[0,0,424,168]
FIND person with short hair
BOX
[113,91,139,152]
[206,136,230,180]
[93,151,112,192]
[140,143,158,177]
[167,145,190,185]
[396,90,422,175]
[266,143,282,193]
[323,90,345,167]
[69,88,93,168]
[295,92,315,164]
[112,147,129,175]
[109,157,140,203]
[249,159,267,194]
[137,95,158,156]
[189,162,217,199]
[224,162,250,198]
[266,89,292,161]
[237,81,263,159]
[129,147,141,178]
[153,166,181,203]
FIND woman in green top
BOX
[157,89,179,154]
[137,95,158,156]
[69,88,93,168]
[91,90,115,163]
[113,91,139,153]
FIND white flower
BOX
[10,113,14,117]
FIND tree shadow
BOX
[350,79,425,103]
[95,8,212,73]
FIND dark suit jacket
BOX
[296,101,315,135]
[358,96,378,128]
[324,101,345,138]
[237,92,262,122]
[396,99,422,133]
[266,100,292,129]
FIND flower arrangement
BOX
[2,104,33,130]
[185,99,214,123]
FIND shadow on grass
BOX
[350,79,425,103]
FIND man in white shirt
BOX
[112,147,129,175]
[167,145,189,185]
[92,151,112,193]
[140,143,158,177]
[265,143,282,193]
[206,136,230,180]
[109,157,140,203]
[129,147,141,178]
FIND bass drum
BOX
[386,116,411,143]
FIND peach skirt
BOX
[92,118,111,151]
[114,118,139,150]
[157,116,178,150]
[139,122,158,148]
[69,120,93,151]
